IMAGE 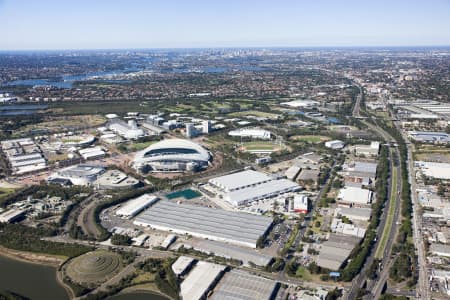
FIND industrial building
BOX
[430,244,450,257]
[331,218,366,238]
[0,209,26,223]
[48,164,105,186]
[337,186,373,207]
[171,256,196,277]
[184,239,274,267]
[78,146,106,160]
[107,119,145,140]
[335,207,372,221]
[408,131,450,144]
[316,234,361,270]
[292,194,308,213]
[134,200,273,248]
[208,170,301,207]
[211,269,278,300]
[349,141,380,156]
[415,161,450,180]
[0,138,47,174]
[228,128,272,140]
[325,140,345,149]
[132,139,211,173]
[180,261,226,300]
[115,194,158,219]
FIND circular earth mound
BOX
[65,250,122,284]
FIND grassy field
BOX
[290,135,330,143]
[14,115,106,136]
[229,110,281,119]
[295,267,313,281]
[0,187,16,204]
[241,141,284,152]
[375,163,398,259]
[125,141,157,152]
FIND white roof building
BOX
[208,170,300,207]
[337,187,373,206]
[293,195,308,213]
[325,140,345,149]
[280,99,319,108]
[171,256,195,276]
[180,261,226,300]
[78,146,106,160]
[115,194,159,219]
[0,209,26,223]
[415,161,450,180]
[228,128,271,140]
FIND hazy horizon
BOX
[2,0,450,50]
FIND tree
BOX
[111,234,132,246]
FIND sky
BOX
[1,0,450,50]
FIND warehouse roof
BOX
[209,170,272,191]
[317,234,361,270]
[335,207,372,220]
[181,261,226,300]
[225,178,300,205]
[189,239,273,267]
[211,269,277,300]
[171,256,195,276]
[134,201,272,248]
[338,187,373,205]
[115,194,158,218]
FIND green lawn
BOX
[229,110,281,119]
[375,160,398,259]
[243,142,277,151]
[126,141,157,151]
[295,267,312,280]
[290,135,330,143]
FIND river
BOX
[0,255,68,300]
[0,255,169,300]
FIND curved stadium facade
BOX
[132,139,211,173]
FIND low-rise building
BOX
[325,140,345,150]
[337,186,373,207]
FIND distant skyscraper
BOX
[186,123,195,138]
[202,120,211,134]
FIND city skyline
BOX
[1,0,450,50]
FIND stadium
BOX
[132,139,211,173]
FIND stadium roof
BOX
[134,201,272,248]
[133,138,210,164]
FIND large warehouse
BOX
[208,170,300,206]
[133,200,273,248]
[132,139,211,173]
[211,269,278,300]
[115,194,159,219]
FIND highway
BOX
[345,85,403,300]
